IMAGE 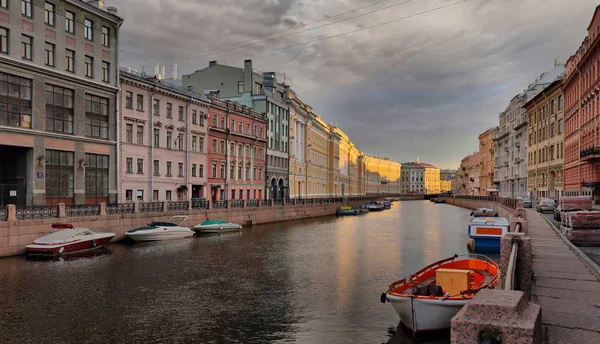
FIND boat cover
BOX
[200,220,229,225]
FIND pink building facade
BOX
[207,99,267,201]
[119,71,209,202]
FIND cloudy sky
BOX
[109,0,597,169]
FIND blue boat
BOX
[467,217,509,253]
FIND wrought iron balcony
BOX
[580,147,600,161]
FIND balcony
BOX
[580,147,600,161]
[515,158,523,164]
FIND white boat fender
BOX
[380,293,387,304]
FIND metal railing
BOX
[139,202,163,213]
[0,206,7,221]
[192,199,210,209]
[246,199,259,207]
[230,200,244,208]
[261,199,272,207]
[16,205,59,220]
[213,200,228,209]
[106,203,135,215]
[167,201,188,211]
[65,204,101,217]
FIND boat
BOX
[467,217,509,253]
[193,219,243,233]
[367,201,385,211]
[336,206,357,215]
[383,200,392,209]
[433,198,446,204]
[125,216,194,241]
[26,223,115,256]
[470,208,497,217]
[381,254,499,335]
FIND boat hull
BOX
[193,223,242,233]
[387,294,467,333]
[336,210,357,215]
[125,229,194,242]
[26,234,115,256]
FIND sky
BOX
[109,0,598,169]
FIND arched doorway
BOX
[549,170,557,198]
[278,178,285,200]
[270,178,277,200]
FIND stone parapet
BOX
[451,289,542,344]
[500,233,533,299]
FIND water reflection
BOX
[0,200,470,343]
[385,323,450,344]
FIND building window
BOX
[238,144,242,157]
[212,114,217,127]
[101,61,110,82]
[245,167,250,179]
[0,72,32,128]
[199,164,204,177]
[220,140,225,154]
[44,2,55,26]
[167,131,172,149]
[166,102,172,118]
[85,153,109,198]
[246,124,250,134]
[125,91,133,109]
[238,81,243,93]
[136,125,144,144]
[259,128,263,138]
[102,26,110,47]
[178,163,184,177]
[192,136,197,152]
[229,165,234,179]
[258,168,262,180]
[253,125,257,136]
[21,0,31,17]
[153,160,159,175]
[238,166,242,179]
[167,161,172,176]
[558,119,563,134]
[558,95,563,111]
[45,149,74,199]
[65,11,75,34]
[137,95,144,111]
[85,94,109,139]
[253,82,263,94]
[231,119,236,131]
[212,163,217,177]
[212,139,217,153]
[126,158,133,173]
[220,164,225,178]
[125,189,133,201]
[199,137,204,153]
[45,42,55,67]
[220,117,225,129]
[178,134,184,150]
[137,190,143,201]
[66,49,75,72]
[0,0,7,8]
[153,128,159,147]
[192,164,197,177]
[125,124,133,142]
[153,99,160,115]
[84,19,93,40]
[238,121,242,132]
[253,167,257,179]
[45,85,74,134]
[85,56,93,78]
[166,190,172,201]
[137,158,144,174]
[192,110,197,124]
[178,106,184,121]
[199,113,204,126]
[153,190,159,201]
[21,35,32,60]
[0,27,7,54]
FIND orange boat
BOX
[381,254,499,334]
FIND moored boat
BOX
[383,200,392,209]
[381,254,499,334]
[336,206,357,215]
[467,217,509,253]
[26,223,115,256]
[470,208,497,217]
[194,220,242,233]
[367,201,385,211]
[126,216,194,241]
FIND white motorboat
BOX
[26,223,115,256]
[194,220,242,233]
[366,201,384,211]
[125,216,194,242]
[381,255,499,334]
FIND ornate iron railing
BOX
[0,206,7,221]
[213,200,228,209]
[192,199,209,209]
[273,199,283,206]
[261,199,271,207]
[16,205,59,220]
[106,203,135,215]
[65,204,101,217]
[139,202,163,213]
[246,199,259,207]
[167,201,188,211]
[230,200,244,208]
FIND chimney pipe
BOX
[243,59,252,93]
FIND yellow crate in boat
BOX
[436,268,474,296]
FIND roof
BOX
[522,77,564,109]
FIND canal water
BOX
[0,200,473,344]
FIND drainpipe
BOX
[224,109,230,201]
[576,66,582,196]
[115,18,124,203]
[186,91,192,202]
[150,88,156,201]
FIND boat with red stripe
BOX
[26,223,116,256]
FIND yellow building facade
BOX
[364,155,401,195]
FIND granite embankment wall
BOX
[0,198,378,257]
[439,196,518,221]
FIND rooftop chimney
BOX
[106,6,117,14]
[209,61,217,67]
[243,59,253,93]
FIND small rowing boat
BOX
[381,254,499,334]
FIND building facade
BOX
[400,160,439,194]
[119,71,209,202]
[440,169,456,193]
[478,128,496,195]
[182,59,289,199]
[206,98,267,201]
[563,6,600,199]
[0,1,122,206]
[493,64,564,198]
[458,153,480,195]
[365,155,401,194]
[526,77,564,200]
